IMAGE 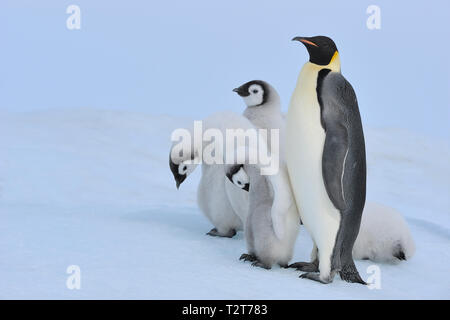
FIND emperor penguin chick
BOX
[233,80,284,132]
[233,80,285,155]
[226,163,300,269]
[169,111,256,237]
[353,202,415,263]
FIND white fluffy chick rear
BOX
[353,202,415,263]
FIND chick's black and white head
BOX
[233,80,268,107]
[226,164,250,192]
[169,151,198,189]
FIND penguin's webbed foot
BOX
[339,264,367,285]
[251,261,271,270]
[239,253,257,262]
[288,261,319,272]
[393,250,406,261]
[299,272,332,284]
[240,254,271,269]
[206,228,236,238]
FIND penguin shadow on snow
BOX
[120,206,244,241]
[119,207,267,268]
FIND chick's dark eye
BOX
[252,90,258,94]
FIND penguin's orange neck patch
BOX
[328,51,341,72]
[330,51,339,64]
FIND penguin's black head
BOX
[169,152,197,189]
[292,36,338,66]
[233,80,268,107]
[226,164,250,192]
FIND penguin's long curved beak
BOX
[292,36,318,47]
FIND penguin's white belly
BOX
[286,81,341,252]
[225,178,249,223]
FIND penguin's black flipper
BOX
[318,71,367,282]
[318,70,355,211]
[321,123,348,211]
[318,71,366,213]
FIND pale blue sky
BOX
[1,0,449,139]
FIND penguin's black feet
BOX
[393,250,406,261]
[339,264,366,285]
[251,261,271,270]
[288,261,319,272]
[239,253,257,262]
[299,272,332,284]
[239,254,271,269]
[206,228,236,238]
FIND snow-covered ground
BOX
[0,109,449,299]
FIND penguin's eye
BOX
[179,165,188,174]
[252,89,258,94]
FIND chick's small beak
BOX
[233,86,249,97]
[174,174,187,189]
[169,157,186,189]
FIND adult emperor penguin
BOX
[286,36,367,284]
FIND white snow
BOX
[0,109,449,299]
